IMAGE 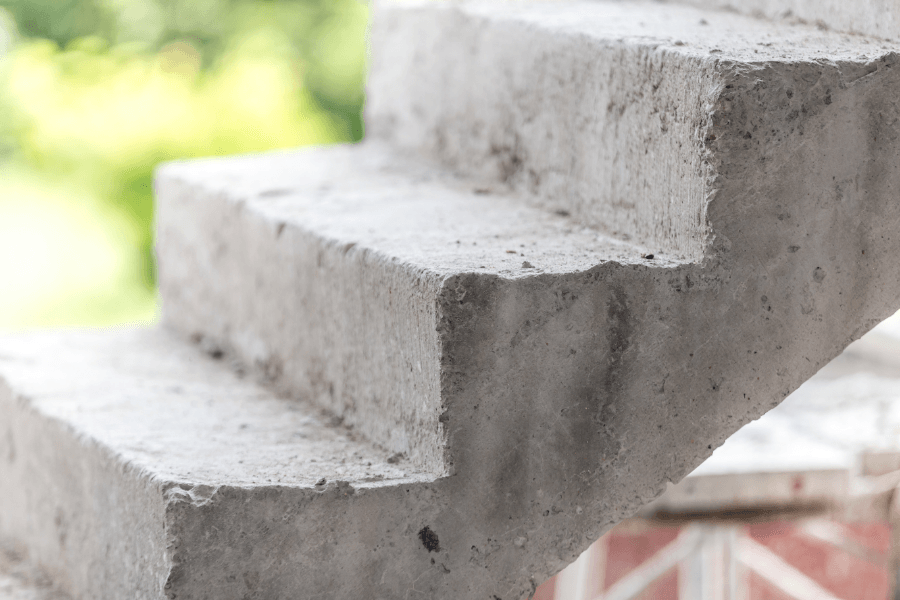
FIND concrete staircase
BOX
[3,1,900,598]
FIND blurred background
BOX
[0,0,367,331]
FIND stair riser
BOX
[0,384,168,600]
[156,179,447,475]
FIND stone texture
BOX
[679,0,900,41]
[0,329,429,600]
[367,0,900,260]
[7,1,900,598]
[149,2,900,596]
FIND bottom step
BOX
[0,328,433,599]
[0,540,70,600]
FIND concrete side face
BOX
[162,483,447,600]
[425,246,900,599]
[156,175,447,475]
[705,54,900,356]
[0,386,168,600]
[367,2,718,260]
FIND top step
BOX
[679,0,900,41]
[368,0,900,260]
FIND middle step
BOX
[155,141,669,476]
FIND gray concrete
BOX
[643,317,900,518]
[678,0,900,41]
[6,0,900,598]
[150,2,900,597]
[0,329,429,599]
[367,0,900,261]
[156,142,670,477]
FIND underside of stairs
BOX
[3,1,900,599]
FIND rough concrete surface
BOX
[677,0,900,42]
[152,2,900,596]
[642,317,900,518]
[368,0,900,260]
[0,329,429,599]
[7,0,900,598]
[156,141,670,477]
[690,324,900,478]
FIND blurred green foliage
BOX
[0,0,368,330]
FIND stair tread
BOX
[160,141,680,272]
[673,0,897,42]
[440,0,893,62]
[0,327,428,488]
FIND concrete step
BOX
[156,141,670,477]
[368,0,900,260]
[0,328,431,599]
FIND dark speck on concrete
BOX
[418,526,440,552]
